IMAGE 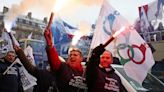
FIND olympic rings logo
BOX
[117,43,146,65]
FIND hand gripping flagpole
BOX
[86,36,115,62]
[8,32,15,45]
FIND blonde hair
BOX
[68,47,82,56]
[6,51,15,56]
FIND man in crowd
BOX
[44,26,87,92]
[13,45,58,92]
[0,51,23,92]
[86,44,126,92]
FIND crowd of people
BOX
[0,26,126,92]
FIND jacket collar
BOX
[99,64,115,73]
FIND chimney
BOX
[3,6,9,14]
[27,12,32,19]
[43,17,47,23]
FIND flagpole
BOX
[103,36,115,47]
[103,26,126,47]
[8,32,15,45]
[3,59,17,75]
[86,47,92,62]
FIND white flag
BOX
[143,0,164,30]
[1,31,13,52]
[9,31,20,46]
[90,0,129,55]
[15,58,37,90]
[24,45,36,66]
[27,32,33,39]
[90,0,155,85]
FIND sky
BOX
[0,0,156,32]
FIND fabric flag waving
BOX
[90,0,155,85]
[8,32,37,90]
[27,32,33,39]
[51,17,78,58]
[0,30,14,52]
[90,0,129,56]
[24,45,36,66]
[142,0,164,30]
[51,17,77,44]
[139,6,151,42]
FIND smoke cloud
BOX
[76,0,103,6]
[4,0,103,31]
[6,0,103,21]
[5,0,55,21]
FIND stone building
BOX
[0,6,48,40]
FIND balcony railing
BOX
[139,30,164,42]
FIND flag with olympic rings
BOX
[90,0,155,85]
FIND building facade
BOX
[0,6,47,40]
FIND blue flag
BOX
[51,18,78,58]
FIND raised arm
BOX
[13,45,38,76]
[44,26,61,71]
[86,44,105,88]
